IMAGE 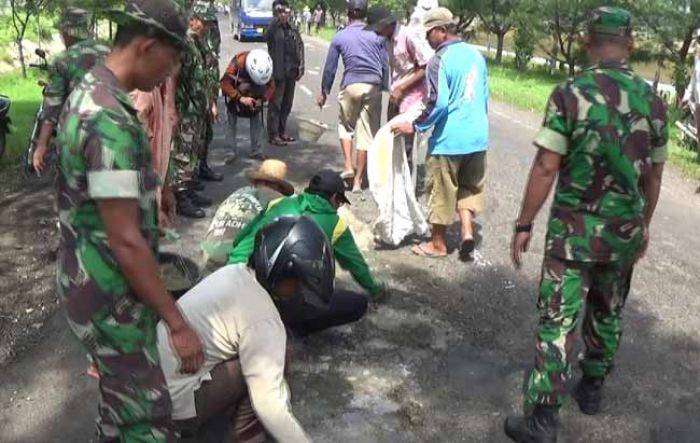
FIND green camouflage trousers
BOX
[61,285,175,442]
[524,256,634,407]
[173,117,204,187]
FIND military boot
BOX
[198,161,223,182]
[175,190,205,219]
[504,405,559,443]
[187,189,213,208]
[574,376,604,415]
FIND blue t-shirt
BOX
[415,40,489,156]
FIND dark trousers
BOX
[267,76,296,139]
[285,289,368,336]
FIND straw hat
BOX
[246,159,294,196]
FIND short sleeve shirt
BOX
[390,25,434,114]
[56,65,159,335]
[534,62,669,263]
[40,39,110,124]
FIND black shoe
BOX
[504,405,559,443]
[574,376,604,415]
[176,194,206,219]
[188,178,206,192]
[188,190,212,208]
[198,164,223,182]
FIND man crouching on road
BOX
[228,170,388,335]
[56,1,204,440]
[158,216,327,442]
[504,7,668,442]
[393,7,489,262]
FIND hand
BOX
[33,143,49,173]
[636,224,650,263]
[169,322,204,374]
[389,86,404,104]
[211,103,219,122]
[160,186,176,228]
[372,282,391,304]
[391,121,414,136]
[316,93,327,108]
[240,96,256,108]
[511,231,531,269]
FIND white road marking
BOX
[491,109,538,131]
[299,84,313,96]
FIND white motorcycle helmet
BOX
[246,49,273,85]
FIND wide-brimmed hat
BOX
[246,159,294,196]
[106,0,187,49]
[423,7,458,33]
[364,6,397,33]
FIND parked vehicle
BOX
[230,0,273,42]
[23,48,52,177]
[0,94,11,161]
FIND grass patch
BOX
[0,70,44,168]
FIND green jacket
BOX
[228,192,382,296]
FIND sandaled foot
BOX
[280,134,296,142]
[411,243,447,258]
[268,137,288,146]
[459,238,475,262]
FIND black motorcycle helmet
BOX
[252,216,335,314]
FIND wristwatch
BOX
[514,222,533,233]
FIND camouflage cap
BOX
[60,7,92,40]
[192,1,217,21]
[106,0,187,49]
[588,7,632,37]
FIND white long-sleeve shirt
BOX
[156,264,309,443]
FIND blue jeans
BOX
[227,109,263,157]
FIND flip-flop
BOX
[280,135,296,142]
[411,243,447,258]
[459,238,475,262]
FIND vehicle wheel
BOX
[0,130,6,161]
[233,25,239,40]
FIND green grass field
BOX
[0,70,44,168]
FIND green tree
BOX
[448,0,518,63]
[9,0,50,78]
[623,0,700,103]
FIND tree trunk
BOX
[109,20,113,40]
[17,39,26,78]
[567,57,576,77]
[495,32,505,64]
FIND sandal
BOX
[411,243,447,258]
[268,137,288,147]
[280,134,296,142]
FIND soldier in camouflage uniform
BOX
[193,0,223,182]
[504,8,668,442]
[172,7,215,219]
[32,7,110,173]
[55,1,204,440]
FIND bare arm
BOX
[33,121,55,173]
[97,199,204,373]
[643,162,664,226]
[392,67,426,101]
[511,148,562,268]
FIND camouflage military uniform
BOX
[56,64,175,442]
[524,56,669,406]
[173,31,208,184]
[40,39,110,124]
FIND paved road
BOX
[2,15,700,442]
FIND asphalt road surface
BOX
[1,14,700,442]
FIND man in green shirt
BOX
[228,170,386,334]
[505,7,668,442]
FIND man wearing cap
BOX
[318,0,389,193]
[32,7,111,173]
[201,159,294,271]
[55,1,205,440]
[505,7,668,441]
[267,0,305,146]
[228,170,386,334]
[393,7,489,262]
